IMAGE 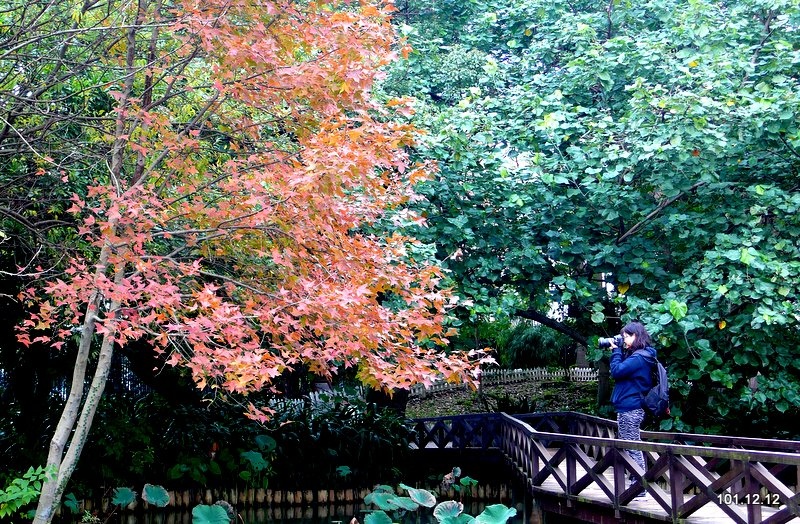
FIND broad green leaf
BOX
[668,300,688,321]
[62,493,80,514]
[142,484,169,507]
[439,515,476,524]
[192,505,230,524]
[474,504,517,524]
[399,484,436,507]
[240,451,268,471]
[111,487,136,507]
[365,492,399,511]
[389,496,420,511]
[460,476,478,487]
[254,434,277,451]
[434,500,464,521]
[365,511,393,524]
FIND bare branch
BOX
[616,181,706,244]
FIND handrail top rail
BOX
[513,410,616,426]
[498,413,800,464]
[413,411,800,451]
[411,412,800,463]
[514,411,800,449]
[642,429,800,452]
[518,411,800,451]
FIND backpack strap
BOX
[633,349,658,391]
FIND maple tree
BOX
[2,1,485,522]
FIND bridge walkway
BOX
[409,411,800,524]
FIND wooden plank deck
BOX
[533,462,800,523]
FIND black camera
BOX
[598,335,623,349]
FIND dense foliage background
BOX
[380,0,800,437]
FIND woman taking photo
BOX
[609,321,658,497]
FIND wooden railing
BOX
[410,412,800,523]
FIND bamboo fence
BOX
[72,483,514,516]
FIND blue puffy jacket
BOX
[610,346,657,412]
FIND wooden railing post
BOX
[566,444,576,506]
[668,449,683,521]
[744,461,762,523]
[529,496,545,524]
[612,448,625,518]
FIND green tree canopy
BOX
[383,0,800,434]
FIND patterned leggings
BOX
[618,408,646,475]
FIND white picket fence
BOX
[408,367,598,399]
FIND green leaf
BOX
[254,434,277,452]
[439,516,476,524]
[460,476,478,487]
[142,484,169,508]
[474,504,517,524]
[192,504,230,524]
[365,492,399,511]
[62,493,80,514]
[240,451,268,472]
[111,487,136,507]
[668,300,688,321]
[399,484,437,507]
[709,369,732,388]
[389,496,420,511]
[365,511,393,524]
[434,500,464,521]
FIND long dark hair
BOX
[621,321,652,351]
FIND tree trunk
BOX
[596,356,612,409]
[515,308,588,346]
[33,260,124,524]
[34,6,139,519]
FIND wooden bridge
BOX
[409,411,800,524]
